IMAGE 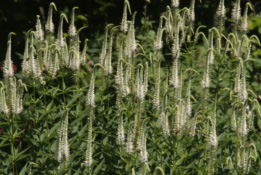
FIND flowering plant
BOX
[0,0,260,175]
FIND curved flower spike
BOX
[68,7,78,37]
[46,2,57,33]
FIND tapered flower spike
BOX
[0,85,9,115]
[124,12,137,59]
[208,100,218,148]
[62,111,70,161]
[208,101,218,175]
[126,127,134,154]
[170,52,179,89]
[201,57,210,89]
[22,30,32,74]
[10,78,17,114]
[171,0,180,8]
[247,108,254,132]
[124,65,131,95]
[81,39,88,64]
[135,64,147,101]
[165,6,173,39]
[172,19,180,58]
[115,50,125,96]
[100,25,111,64]
[130,12,137,52]
[69,48,80,71]
[189,0,196,23]
[241,3,252,33]
[56,110,70,162]
[231,109,237,131]
[35,15,44,42]
[162,77,168,110]
[121,0,131,33]
[46,2,57,33]
[4,33,16,78]
[155,16,164,50]
[85,112,93,168]
[153,61,161,109]
[241,66,248,102]
[57,13,69,47]
[105,29,115,75]
[208,31,215,64]
[216,0,225,18]
[160,110,170,136]
[50,47,60,77]
[139,130,148,163]
[231,0,241,29]
[27,32,41,78]
[117,114,125,145]
[72,26,87,67]
[13,80,26,114]
[68,7,78,38]
[124,22,132,58]
[234,63,241,93]
[239,105,248,138]
[55,120,63,162]
[86,73,95,107]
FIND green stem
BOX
[9,114,16,175]
[61,69,67,108]
[208,146,216,175]
[134,100,141,149]
[43,84,51,155]
[202,88,207,120]
[142,162,146,175]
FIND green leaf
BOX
[93,159,105,175]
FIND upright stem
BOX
[202,88,207,120]
[61,68,67,108]
[134,100,141,149]
[142,162,146,175]
[9,114,16,175]
[172,88,177,174]
[208,146,216,175]
[43,84,51,155]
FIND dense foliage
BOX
[0,0,261,175]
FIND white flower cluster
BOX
[0,34,26,115]
[117,115,125,145]
[171,0,179,8]
[120,0,129,33]
[137,129,148,163]
[22,4,88,79]
[231,0,241,27]
[135,66,148,101]
[154,17,164,50]
[124,13,137,59]
[85,111,93,168]
[158,112,170,136]
[56,112,70,162]
[216,0,225,18]
[126,128,134,154]
[86,74,95,107]
[153,61,161,108]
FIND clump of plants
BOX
[0,0,260,174]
